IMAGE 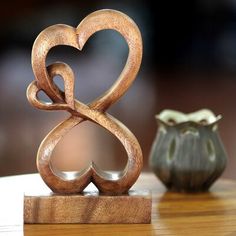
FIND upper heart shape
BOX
[27,9,143,194]
[30,9,142,112]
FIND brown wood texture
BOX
[1,173,236,235]
[26,9,143,195]
[24,190,151,224]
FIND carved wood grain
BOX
[26,9,143,194]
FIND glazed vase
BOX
[149,109,227,192]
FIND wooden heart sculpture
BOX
[26,9,143,194]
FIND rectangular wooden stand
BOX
[24,190,151,224]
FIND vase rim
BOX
[155,109,222,126]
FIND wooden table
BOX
[1,173,236,236]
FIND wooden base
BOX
[24,190,151,224]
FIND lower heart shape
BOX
[27,9,143,194]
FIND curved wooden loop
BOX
[31,9,142,112]
[27,9,143,194]
[37,112,142,194]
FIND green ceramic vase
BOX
[149,109,227,192]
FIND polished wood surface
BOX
[1,173,236,235]
[24,189,151,224]
[25,9,147,224]
[26,9,143,195]
[27,9,143,195]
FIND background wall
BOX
[0,0,236,179]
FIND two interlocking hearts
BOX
[27,9,143,194]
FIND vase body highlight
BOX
[149,109,227,192]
